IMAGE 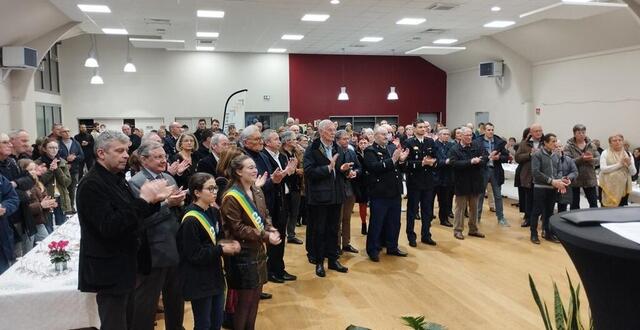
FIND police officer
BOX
[403,120,438,247]
[364,126,409,262]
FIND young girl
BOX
[18,159,57,242]
[177,172,240,330]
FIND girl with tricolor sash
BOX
[220,154,281,330]
[177,173,240,330]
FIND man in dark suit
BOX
[193,118,208,144]
[76,131,173,330]
[303,120,350,277]
[261,129,297,283]
[433,128,454,227]
[403,120,437,247]
[58,127,84,213]
[0,173,19,274]
[363,126,409,262]
[163,122,182,159]
[448,127,487,240]
[474,122,510,226]
[74,124,95,179]
[196,133,230,176]
[194,129,213,161]
[122,124,141,155]
[129,141,187,330]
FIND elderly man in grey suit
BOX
[129,141,187,330]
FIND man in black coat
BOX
[448,127,487,240]
[122,124,141,155]
[75,124,95,179]
[163,122,182,159]
[363,126,409,262]
[403,120,438,247]
[303,120,350,277]
[196,133,230,176]
[432,128,454,227]
[76,131,173,330]
[474,122,510,226]
[261,129,297,283]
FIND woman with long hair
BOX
[178,173,240,330]
[220,155,280,330]
[171,133,200,189]
[36,138,71,231]
[18,159,57,243]
[599,134,637,207]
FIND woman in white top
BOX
[599,133,637,207]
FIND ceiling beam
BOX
[621,0,640,25]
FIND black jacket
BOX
[76,162,159,293]
[177,204,225,300]
[474,134,509,185]
[262,148,288,225]
[74,132,95,160]
[128,134,141,155]
[362,142,403,199]
[242,148,277,211]
[403,136,436,190]
[433,140,455,187]
[448,141,488,196]
[303,138,346,206]
[353,149,368,203]
[197,154,218,177]
[340,146,362,197]
[194,144,210,161]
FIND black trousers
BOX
[523,187,534,219]
[96,290,135,330]
[366,197,401,257]
[131,266,184,330]
[406,188,434,242]
[433,185,453,223]
[308,204,342,264]
[570,186,599,210]
[267,202,287,276]
[530,188,556,238]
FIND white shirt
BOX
[266,148,289,194]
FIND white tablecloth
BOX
[0,215,100,330]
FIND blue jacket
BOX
[1,174,19,262]
[433,140,455,187]
[57,138,85,174]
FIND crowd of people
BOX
[0,117,638,330]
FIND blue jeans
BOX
[191,293,225,330]
[366,197,401,257]
[53,197,65,226]
[477,167,505,220]
[406,188,434,242]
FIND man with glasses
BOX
[129,141,187,330]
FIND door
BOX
[417,113,439,125]
[475,112,490,126]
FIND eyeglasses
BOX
[203,186,218,193]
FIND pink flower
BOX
[48,241,57,250]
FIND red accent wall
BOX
[289,54,447,126]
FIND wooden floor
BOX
[157,198,588,330]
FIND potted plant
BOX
[48,240,71,272]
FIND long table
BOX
[0,215,100,330]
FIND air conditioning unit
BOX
[479,61,503,77]
[1,47,38,69]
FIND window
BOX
[330,115,399,131]
[35,43,60,94]
[35,103,62,138]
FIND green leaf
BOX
[543,302,553,330]
[529,275,553,330]
[401,315,427,330]
[553,282,567,330]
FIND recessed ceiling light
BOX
[102,28,128,35]
[396,18,426,25]
[301,14,330,22]
[196,46,215,51]
[483,20,516,28]
[331,0,340,4]
[282,34,304,40]
[77,4,111,13]
[491,6,501,12]
[197,10,225,18]
[268,48,287,53]
[360,37,383,42]
[197,32,219,38]
[433,38,458,45]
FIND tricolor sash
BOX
[223,187,265,231]
[182,210,218,244]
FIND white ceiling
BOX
[48,0,568,55]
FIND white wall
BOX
[532,47,640,146]
[59,35,290,131]
[0,79,10,133]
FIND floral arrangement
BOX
[48,240,71,264]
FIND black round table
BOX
[551,209,640,330]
